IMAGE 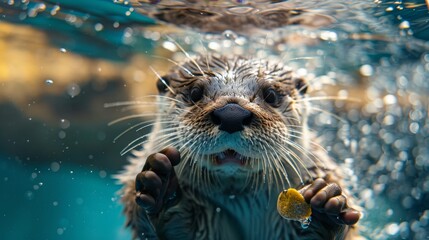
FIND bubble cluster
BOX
[308,56,429,239]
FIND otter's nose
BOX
[210,103,253,134]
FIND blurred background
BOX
[0,0,429,239]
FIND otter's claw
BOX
[300,178,360,226]
[135,147,181,215]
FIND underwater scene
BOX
[0,0,429,239]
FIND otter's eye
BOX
[263,88,281,106]
[190,86,204,102]
[156,76,170,94]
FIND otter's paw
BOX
[135,147,181,215]
[300,178,360,226]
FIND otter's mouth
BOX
[212,149,249,166]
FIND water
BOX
[0,0,429,239]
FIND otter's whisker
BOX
[283,139,323,177]
[308,106,349,124]
[294,96,361,103]
[198,37,211,73]
[108,113,168,126]
[266,142,294,188]
[135,120,178,133]
[150,55,195,76]
[149,66,176,95]
[120,126,184,156]
[166,35,206,77]
[113,119,156,143]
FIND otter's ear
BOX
[156,75,170,94]
[295,77,308,95]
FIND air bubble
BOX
[45,79,54,86]
[51,162,60,172]
[50,5,60,15]
[28,3,46,17]
[386,223,399,235]
[360,64,374,77]
[299,217,311,229]
[67,84,81,98]
[162,41,177,52]
[99,170,107,178]
[222,30,237,40]
[57,228,64,235]
[383,95,397,105]
[399,21,410,29]
[58,131,66,139]
[60,119,70,127]
[94,23,104,31]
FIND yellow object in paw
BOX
[277,188,312,221]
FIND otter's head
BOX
[156,55,311,194]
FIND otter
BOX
[117,55,360,239]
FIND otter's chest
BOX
[158,193,298,240]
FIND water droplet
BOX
[222,30,237,40]
[386,223,400,235]
[409,122,419,134]
[299,217,311,229]
[162,41,177,52]
[51,162,60,172]
[94,23,103,31]
[208,41,221,51]
[50,5,60,15]
[67,84,80,98]
[216,207,221,213]
[58,131,66,139]
[45,79,54,86]
[399,21,410,29]
[57,228,64,235]
[60,48,67,53]
[383,94,397,105]
[28,3,46,17]
[360,64,374,77]
[99,170,107,178]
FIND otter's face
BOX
[157,56,308,191]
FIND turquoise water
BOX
[0,156,130,239]
[1,0,429,239]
